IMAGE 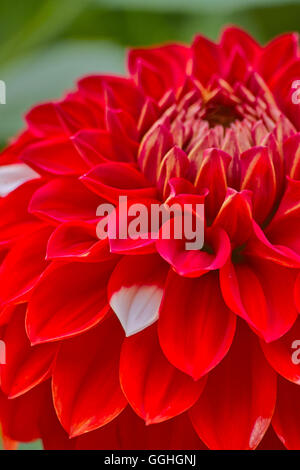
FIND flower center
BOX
[137,74,297,253]
[203,104,240,128]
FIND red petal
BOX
[29,177,101,224]
[283,133,300,180]
[190,321,277,450]
[26,99,101,138]
[137,97,160,136]
[129,44,190,94]
[21,138,89,175]
[167,176,197,199]
[81,162,157,203]
[0,179,44,247]
[220,258,298,342]
[26,103,66,138]
[73,129,138,166]
[0,381,48,442]
[157,225,231,278]
[78,75,145,121]
[192,35,220,85]
[1,305,57,398]
[270,59,300,130]
[213,189,253,246]
[133,60,166,101]
[138,124,174,185]
[0,131,36,165]
[120,324,206,424]
[52,315,127,437]
[75,407,206,450]
[272,377,300,449]
[240,146,276,223]
[265,178,300,258]
[220,26,260,63]
[194,148,231,220]
[157,146,189,200]
[47,221,113,262]
[261,317,300,385]
[108,197,159,255]
[54,99,101,134]
[71,130,108,167]
[26,260,116,344]
[257,425,286,450]
[106,107,138,141]
[158,270,236,380]
[295,271,300,312]
[259,33,299,82]
[0,225,52,307]
[39,392,74,450]
[225,47,250,83]
[245,220,300,268]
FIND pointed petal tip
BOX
[68,427,85,439]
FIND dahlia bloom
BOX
[1,26,300,450]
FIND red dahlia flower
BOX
[1,26,300,450]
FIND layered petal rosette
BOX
[0,27,300,450]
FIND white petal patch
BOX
[249,416,270,449]
[110,285,163,337]
[0,164,39,197]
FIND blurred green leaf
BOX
[18,440,43,451]
[0,0,89,66]
[94,0,298,13]
[0,436,43,450]
[0,40,125,141]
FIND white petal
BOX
[0,163,39,197]
[110,285,163,337]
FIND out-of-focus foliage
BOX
[0,0,298,450]
[0,41,125,139]
[0,0,299,145]
[0,436,43,450]
[95,0,298,12]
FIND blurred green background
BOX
[0,0,299,148]
[0,0,298,450]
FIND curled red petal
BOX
[47,221,113,262]
[213,188,253,246]
[157,224,231,278]
[220,258,298,342]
